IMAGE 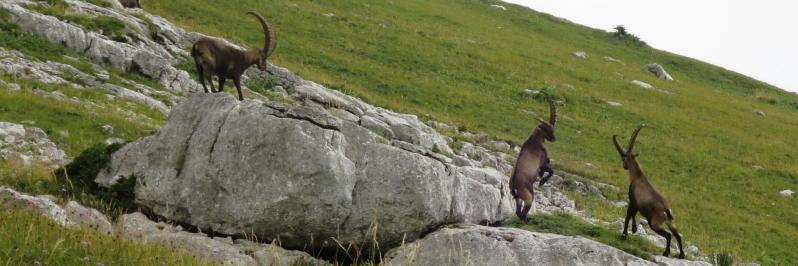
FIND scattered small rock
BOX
[603,56,625,65]
[7,83,20,91]
[323,13,335,17]
[632,80,654,90]
[101,124,114,135]
[686,244,700,255]
[490,4,507,11]
[572,51,588,59]
[753,110,766,117]
[607,101,622,107]
[643,63,674,80]
[751,165,764,171]
[105,137,125,146]
[780,189,794,197]
[610,200,628,208]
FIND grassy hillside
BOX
[143,0,798,263]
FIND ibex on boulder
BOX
[613,125,685,258]
[191,12,277,101]
[119,0,140,8]
[509,98,556,222]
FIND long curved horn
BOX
[626,125,644,153]
[247,11,277,58]
[548,98,557,126]
[612,135,626,157]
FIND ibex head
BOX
[613,124,644,170]
[247,12,277,71]
[535,98,557,142]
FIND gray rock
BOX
[384,224,656,266]
[360,115,395,139]
[64,201,114,235]
[452,155,475,167]
[780,189,794,197]
[611,200,629,208]
[753,109,766,117]
[96,94,513,250]
[490,4,507,11]
[573,51,589,59]
[655,256,712,266]
[8,83,21,91]
[643,63,674,80]
[101,124,114,135]
[104,137,125,146]
[0,121,68,168]
[632,80,654,90]
[236,239,330,266]
[604,56,625,65]
[607,101,623,107]
[0,187,74,227]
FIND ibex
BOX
[191,12,277,101]
[537,147,554,186]
[613,125,685,258]
[118,0,140,8]
[509,98,556,222]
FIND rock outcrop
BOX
[0,121,67,168]
[119,212,326,266]
[0,1,201,93]
[96,93,514,250]
[0,187,113,234]
[384,224,710,266]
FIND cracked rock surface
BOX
[96,94,515,250]
[384,224,710,266]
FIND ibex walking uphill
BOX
[191,12,277,101]
[509,98,556,222]
[613,125,686,259]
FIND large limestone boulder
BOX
[96,94,513,250]
[384,224,708,266]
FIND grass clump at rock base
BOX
[505,212,661,261]
[0,208,209,265]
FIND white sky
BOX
[503,0,798,93]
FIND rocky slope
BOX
[0,0,711,265]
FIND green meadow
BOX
[141,0,798,263]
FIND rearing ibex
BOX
[509,98,556,222]
[191,12,276,101]
[613,125,685,258]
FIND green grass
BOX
[506,213,661,261]
[141,0,798,263]
[0,208,208,265]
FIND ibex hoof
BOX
[620,234,628,240]
[678,253,686,259]
[663,251,670,257]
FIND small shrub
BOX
[712,252,734,266]
[56,143,124,192]
[612,25,647,47]
[54,143,139,211]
